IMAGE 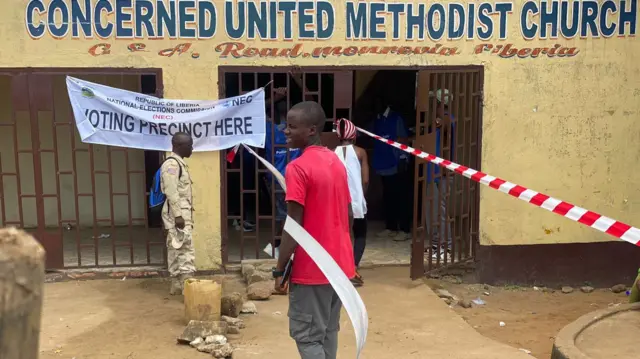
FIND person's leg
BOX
[353,218,367,267]
[397,169,412,236]
[379,175,397,235]
[323,290,342,359]
[167,226,196,295]
[439,178,453,249]
[288,284,335,359]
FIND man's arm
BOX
[276,201,303,272]
[348,203,354,245]
[357,146,370,193]
[160,160,184,228]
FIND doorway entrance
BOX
[219,66,483,280]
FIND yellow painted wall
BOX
[1,0,639,269]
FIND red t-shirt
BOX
[285,146,356,285]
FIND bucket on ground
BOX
[183,278,222,323]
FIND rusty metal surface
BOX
[219,68,353,263]
[411,69,483,279]
[0,69,165,270]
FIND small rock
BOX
[221,315,246,329]
[241,264,255,278]
[443,275,462,284]
[483,291,491,296]
[247,271,272,285]
[189,337,204,347]
[196,344,217,353]
[542,287,556,294]
[227,325,241,334]
[257,264,274,272]
[221,293,244,318]
[580,286,595,294]
[247,281,273,300]
[533,286,540,291]
[177,321,228,344]
[611,284,627,293]
[442,298,453,305]
[483,284,490,291]
[435,289,457,301]
[561,286,574,294]
[212,343,234,358]
[241,301,258,314]
[518,348,532,355]
[499,321,506,327]
[428,273,441,279]
[459,299,473,309]
[205,335,228,345]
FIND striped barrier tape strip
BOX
[355,127,640,246]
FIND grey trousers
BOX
[288,284,342,359]
[426,178,453,247]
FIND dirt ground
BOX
[424,274,629,359]
[37,265,628,359]
[38,267,532,359]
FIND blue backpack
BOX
[149,157,182,216]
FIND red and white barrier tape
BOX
[226,127,640,246]
[356,127,640,246]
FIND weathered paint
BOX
[3,1,640,270]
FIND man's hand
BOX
[274,277,288,295]
[175,216,186,230]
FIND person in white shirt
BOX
[334,118,369,287]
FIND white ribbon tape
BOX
[242,144,368,358]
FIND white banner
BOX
[66,76,266,152]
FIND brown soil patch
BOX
[425,274,629,358]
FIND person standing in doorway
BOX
[370,96,412,242]
[264,90,301,257]
[272,101,355,359]
[334,118,369,287]
[427,89,455,259]
[161,132,195,295]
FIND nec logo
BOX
[153,114,174,120]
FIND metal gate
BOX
[0,70,165,269]
[219,68,353,263]
[410,69,484,279]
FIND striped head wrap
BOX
[335,118,356,140]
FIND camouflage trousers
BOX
[166,227,196,277]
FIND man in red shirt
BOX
[271,101,355,359]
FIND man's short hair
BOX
[289,101,326,129]
[172,132,191,145]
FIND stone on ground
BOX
[246,271,272,285]
[611,284,627,293]
[212,343,234,358]
[227,326,241,335]
[177,320,228,344]
[561,286,574,294]
[221,315,246,329]
[247,281,273,300]
[580,286,595,293]
[241,264,255,278]
[221,292,244,318]
[205,335,228,345]
[189,337,204,347]
[257,263,274,272]
[241,301,258,314]
[459,299,473,309]
[435,289,457,301]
